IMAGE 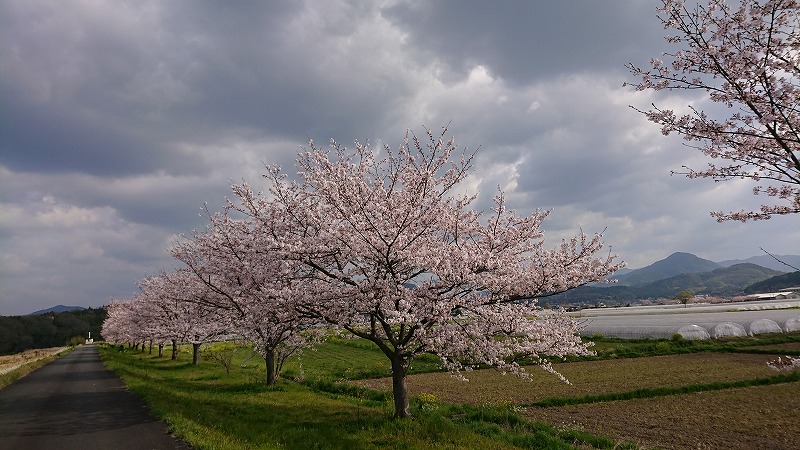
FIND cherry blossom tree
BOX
[627,0,800,221]
[171,212,322,384]
[137,270,226,364]
[232,126,622,418]
[102,299,141,346]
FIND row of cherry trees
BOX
[103,126,622,418]
[102,270,228,362]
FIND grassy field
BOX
[98,332,800,449]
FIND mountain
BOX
[635,263,784,298]
[743,270,800,294]
[718,254,800,272]
[547,263,783,305]
[610,267,634,277]
[26,305,87,316]
[614,252,721,286]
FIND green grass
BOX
[282,335,443,381]
[99,343,634,449]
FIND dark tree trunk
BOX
[148,341,153,354]
[171,339,179,360]
[192,343,201,365]
[265,350,277,385]
[390,355,411,418]
[158,343,164,357]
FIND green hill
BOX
[0,308,107,355]
[614,252,721,286]
[743,271,800,294]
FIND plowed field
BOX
[353,353,800,449]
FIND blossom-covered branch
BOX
[627,0,800,221]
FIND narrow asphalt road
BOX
[0,344,190,449]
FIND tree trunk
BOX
[192,343,201,365]
[265,350,277,385]
[158,343,164,357]
[171,339,179,360]
[148,341,153,354]
[390,356,411,418]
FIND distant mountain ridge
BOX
[26,305,86,316]
[614,252,722,286]
[718,254,800,272]
[551,262,786,305]
[548,251,797,305]
[636,263,784,297]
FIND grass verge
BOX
[99,343,635,449]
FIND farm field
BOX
[97,332,800,450]
[352,353,781,404]
[524,383,799,450]
[354,353,799,449]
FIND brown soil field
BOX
[524,383,800,450]
[353,353,800,449]
[354,353,777,405]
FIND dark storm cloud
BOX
[2,89,186,175]
[1,0,427,182]
[384,0,665,84]
[1,0,798,316]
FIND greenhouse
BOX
[570,299,800,340]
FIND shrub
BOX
[67,335,85,346]
[417,392,440,411]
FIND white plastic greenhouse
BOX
[570,299,800,340]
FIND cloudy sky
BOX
[2,0,798,315]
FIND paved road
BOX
[0,344,190,449]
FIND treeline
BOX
[0,308,107,355]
